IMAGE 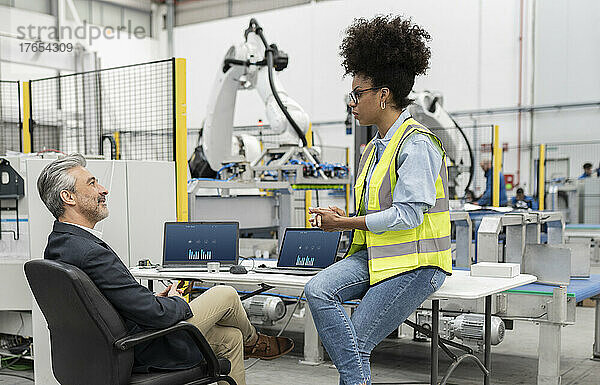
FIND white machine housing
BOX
[202,31,309,172]
[415,311,505,352]
[242,295,286,326]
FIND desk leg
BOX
[484,295,492,385]
[593,297,600,360]
[300,304,324,365]
[537,323,562,385]
[431,299,439,385]
[147,279,153,292]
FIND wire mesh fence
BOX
[0,81,22,155]
[515,142,600,222]
[538,141,600,181]
[29,59,175,161]
[423,124,494,200]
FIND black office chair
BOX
[24,259,237,385]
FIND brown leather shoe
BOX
[244,333,294,360]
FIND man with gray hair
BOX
[37,154,109,229]
[38,154,293,384]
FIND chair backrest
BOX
[25,259,134,385]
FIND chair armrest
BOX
[114,321,222,377]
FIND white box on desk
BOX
[470,262,520,278]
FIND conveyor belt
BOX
[507,274,600,302]
[566,224,600,230]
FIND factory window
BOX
[101,2,123,29]
[72,0,90,21]
[175,0,315,26]
[1,0,52,15]
[90,1,102,24]
[67,0,152,37]
[124,7,152,37]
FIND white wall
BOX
[175,0,600,197]
[4,1,597,194]
[175,0,503,127]
[0,6,60,80]
[0,4,163,81]
[173,0,520,196]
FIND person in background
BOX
[475,160,507,206]
[511,187,538,210]
[579,162,594,179]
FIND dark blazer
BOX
[43,221,203,372]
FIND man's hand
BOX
[157,284,172,297]
[167,281,185,299]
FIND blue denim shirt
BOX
[363,110,443,233]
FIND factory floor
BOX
[1,305,598,385]
[4,267,600,385]
[246,305,600,384]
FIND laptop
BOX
[255,228,341,276]
[158,221,239,271]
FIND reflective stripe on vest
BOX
[348,117,452,285]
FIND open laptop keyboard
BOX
[254,267,321,276]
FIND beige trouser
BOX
[186,285,257,385]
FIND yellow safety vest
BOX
[347,118,452,285]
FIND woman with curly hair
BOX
[305,15,452,385]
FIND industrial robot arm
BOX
[200,19,310,173]
[409,91,475,197]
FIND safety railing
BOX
[27,59,177,161]
[24,58,188,221]
[0,80,22,155]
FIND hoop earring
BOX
[380,101,386,110]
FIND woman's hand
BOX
[308,213,322,228]
[327,206,346,217]
[308,206,346,228]
[309,207,347,232]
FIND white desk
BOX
[130,268,535,385]
[131,268,310,291]
[130,268,535,300]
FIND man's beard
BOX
[78,195,109,223]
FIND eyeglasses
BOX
[349,85,388,104]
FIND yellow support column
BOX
[174,58,188,221]
[539,144,546,211]
[345,147,350,216]
[492,125,501,207]
[305,191,312,228]
[305,123,313,227]
[113,131,120,160]
[22,81,32,153]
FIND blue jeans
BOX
[305,249,446,385]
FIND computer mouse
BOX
[229,265,248,274]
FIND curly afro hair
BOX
[340,15,431,109]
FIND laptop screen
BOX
[163,222,238,265]
[278,229,341,268]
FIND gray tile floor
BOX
[245,305,600,385]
